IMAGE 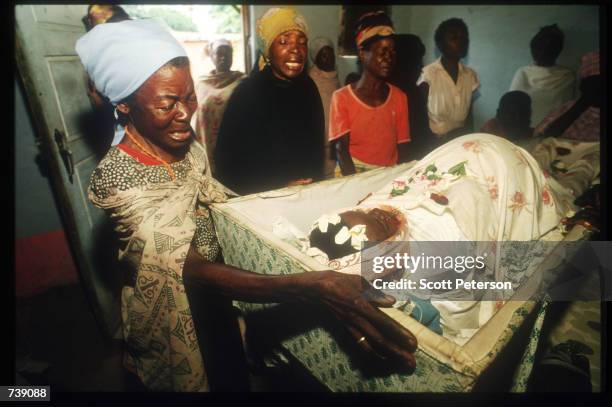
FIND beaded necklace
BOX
[124,126,176,181]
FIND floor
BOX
[536,300,602,392]
[15,284,128,391]
[14,283,323,392]
[15,282,602,392]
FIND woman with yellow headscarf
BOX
[215,7,326,195]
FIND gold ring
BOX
[357,336,367,344]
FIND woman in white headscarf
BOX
[76,18,417,392]
[308,36,341,178]
[193,39,245,176]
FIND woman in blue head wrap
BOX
[76,18,417,392]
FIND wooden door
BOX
[15,5,121,339]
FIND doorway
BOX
[120,4,248,82]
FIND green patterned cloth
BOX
[212,209,552,392]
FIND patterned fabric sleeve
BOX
[88,147,140,204]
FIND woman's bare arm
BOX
[183,246,417,369]
[333,133,356,176]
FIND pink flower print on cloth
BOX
[508,191,532,214]
[390,179,409,197]
[486,176,499,200]
[542,187,553,206]
[462,140,483,153]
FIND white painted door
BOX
[15,5,121,339]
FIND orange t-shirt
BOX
[329,84,410,166]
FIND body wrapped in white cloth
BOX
[302,133,577,344]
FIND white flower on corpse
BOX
[335,224,368,250]
[312,213,342,233]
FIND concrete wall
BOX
[248,4,599,129]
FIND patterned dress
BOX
[89,141,228,391]
[534,100,600,141]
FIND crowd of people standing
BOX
[76,4,600,392]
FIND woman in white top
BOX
[509,24,575,127]
[418,18,479,142]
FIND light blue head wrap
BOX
[75,19,188,105]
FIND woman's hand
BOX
[184,250,417,371]
[302,270,418,370]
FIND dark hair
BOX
[354,11,394,51]
[394,33,425,71]
[82,14,94,32]
[496,91,532,132]
[344,71,361,86]
[498,91,531,112]
[106,6,130,23]
[309,220,359,260]
[82,5,130,32]
[530,24,564,65]
[163,56,190,69]
[434,18,468,49]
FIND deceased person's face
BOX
[340,208,400,241]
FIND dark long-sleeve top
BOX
[214,65,325,195]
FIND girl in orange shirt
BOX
[330,11,410,176]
